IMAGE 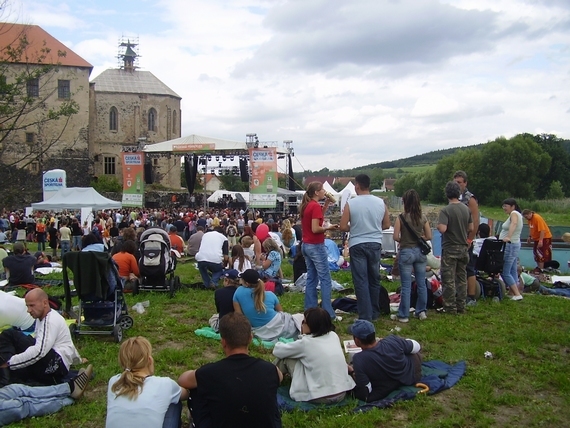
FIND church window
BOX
[104,157,116,175]
[148,108,157,132]
[58,80,70,99]
[109,107,118,131]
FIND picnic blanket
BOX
[276,360,466,412]
[194,326,295,349]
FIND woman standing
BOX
[500,198,524,301]
[106,336,188,428]
[273,308,355,403]
[300,182,338,319]
[393,189,432,322]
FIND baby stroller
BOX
[62,251,133,343]
[137,228,181,297]
[474,239,507,301]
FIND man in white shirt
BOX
[0,290,35,331]
[195,228,229,289]
[0,288,82,386]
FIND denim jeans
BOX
[60,240,71,259]
[349,242,382,321]
[398,246,427,319]
[0,382,74,426]
[72,235,82,251]
[162,401,182,428]
[502,242,521,288]
[302,243,335,318]
[197,261,224,288]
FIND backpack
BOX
[227,226,236,237]
[36,223,46,233]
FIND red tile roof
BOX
[0,23,92,69]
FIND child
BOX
[231,244,251,274]
[208,269,240,332]
[241,235,255,261]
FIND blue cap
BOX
[223,269,240,280]
[348,319,375,340]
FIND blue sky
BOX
[9,0,570,171]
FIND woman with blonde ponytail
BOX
[233,269,300,342]
[106,336,189,428]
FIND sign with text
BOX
[43,169,66,201]
[248,147,277,208]
[172,143,215,152]
[121,152,144,207]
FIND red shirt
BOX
[302,200,324,244]
[169,233,185,253]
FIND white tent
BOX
[340,182,357,213]
[143,134,287,154]
[207,190,249,203]
[322,181,339,197]
[31,187,122,211]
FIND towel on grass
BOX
[194,326,295,349]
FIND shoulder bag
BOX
[399,214,431,255]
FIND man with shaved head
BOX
[0,288,82,387]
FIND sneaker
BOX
[511,295,523,301]
[71,364,93,400]
[390,314,409,323]
[333,316,343,322]
[466,299,477,307]
[417,311,427,321]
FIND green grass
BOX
[383,165,435,178]
[7,258,570,428]
[480,205,570,227]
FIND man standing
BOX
[437,181,473,314]
[0,288,82,386]
[195,227,229,289]
[178,312,282,427]
[348,320,422,402]
[340,174,391,321]
[58,220,72,260]
[454,171,480,305]
[522,209,553,270]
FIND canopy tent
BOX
[143,134,287,155]
[340,182,357,213]
[322,181,339,196]
[31,187,122,211]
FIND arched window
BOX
[172,110,177,135]
[148,108,157,132]
[109,107,118,131]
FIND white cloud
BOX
[10,0,570,171]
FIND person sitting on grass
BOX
[0,289,35,332]
[0,288,82,387]
[0,364,93,426]
[178,313,283,428]
[112,240,140,292]
[106,336,189,428]
[273,307,355,403]
[347,320,422,402]
[2,242,37,287]
[233,269,299,342]
[230,244,252,274]
[209,269,240,332]
[259,238,283,280]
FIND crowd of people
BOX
[0,170,558,426]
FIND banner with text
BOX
[249,147,277,208]
[121,152,144,207]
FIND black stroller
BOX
[63,251,133,343]
[137,228,181,297]
[474,239,507,301]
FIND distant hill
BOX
[363,143,487,169]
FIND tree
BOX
[532,134,570,198]
[218,174,249,192]
[546,180,564,200]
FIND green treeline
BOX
[394,133,570,205]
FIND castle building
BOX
[89,41,181,189]
[0,23,181,194]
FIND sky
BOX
[6,0,570,173]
